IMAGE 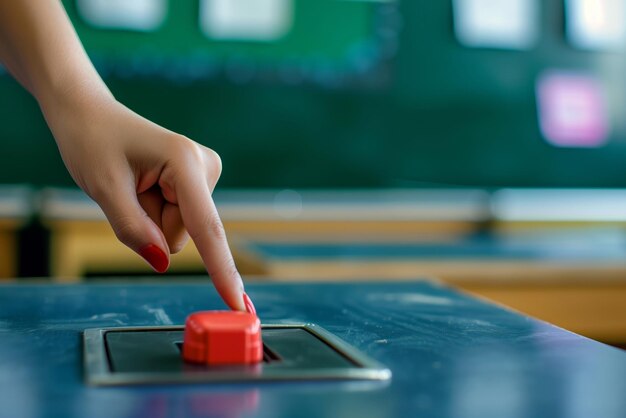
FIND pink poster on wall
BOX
[536,71,610,148]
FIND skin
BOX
[0,0,246,311]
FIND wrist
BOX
[37,73,114,114]
[37,76,117,152]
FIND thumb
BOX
[93,182,170,273]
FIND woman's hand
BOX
[42,91,246,311]
[0,0,250,312]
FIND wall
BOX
[1,0,625,189]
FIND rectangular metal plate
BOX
[84,324,391,386]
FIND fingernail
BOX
[139,244,169,273]
[243,292,257,316]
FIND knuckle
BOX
[224,257,240,278]
[169,235,190,254]
[209,256,239,281]
[205,148,222,178]
[189,211,226,243]
[207,215,227,241]
[111,216,141,247]
[172,136,204,165]
[169,242,184,254]
[170,244,183,254]
[169,136,222,180]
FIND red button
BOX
[182,311,263,365]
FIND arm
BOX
[0,0,248,311]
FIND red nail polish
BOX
[139,244,169,273]
[243,292,257,316]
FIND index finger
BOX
[176,174,245,311]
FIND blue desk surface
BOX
[248,231,626,262]
[0,280,625,418]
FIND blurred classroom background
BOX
[2,0,626,347]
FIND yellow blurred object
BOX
[0,186,33,279]
[0,219,19,278]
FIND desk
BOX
[0,280,624,418]
[239,230,626,344]
[41,188,485,279]
[39,188,205,279]
[240,230,626,280]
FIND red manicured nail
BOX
[139,244,169,273]
[243,292,257,315]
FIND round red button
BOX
[182,311,262,365]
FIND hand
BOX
[42,92,246,311]
[0,0,252,312]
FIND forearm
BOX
[0,0,112,109]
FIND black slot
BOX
[262,343,281,363]
[175,342,281,364]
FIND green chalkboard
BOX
[1,0,626,189]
